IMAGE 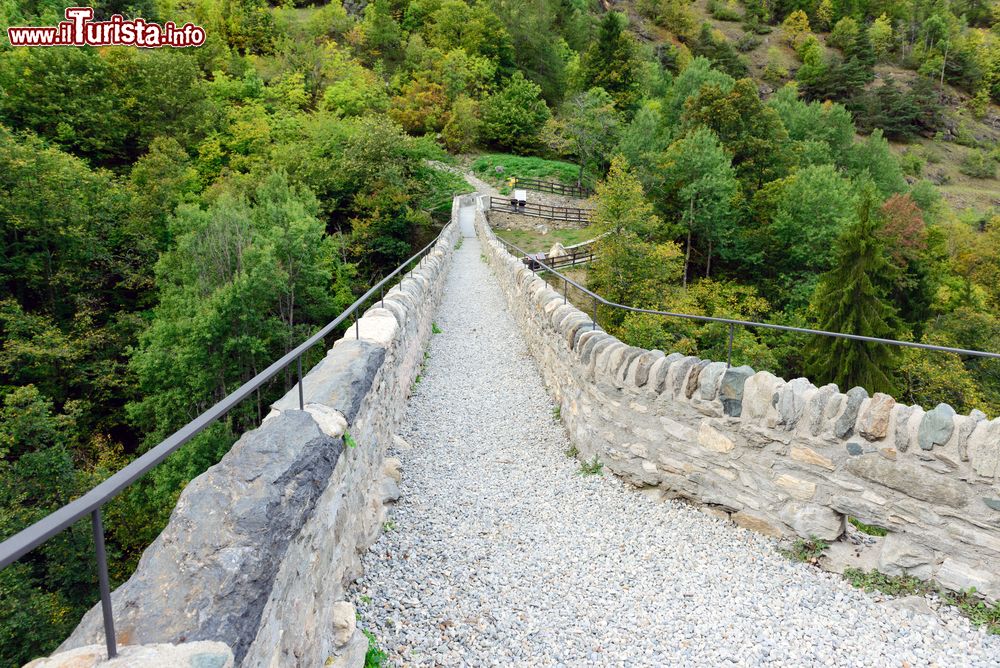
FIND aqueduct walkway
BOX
[350,203,999,667]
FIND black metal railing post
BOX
[297,355,304,410]
[90,508,117,659]
[564,277,568,305]
[727,323,735,368]
[592,298,598,331]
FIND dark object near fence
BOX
[0,227,452,662]
[513,177,593,198]
[488,196,592,223]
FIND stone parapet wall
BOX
[475,197,1000,600]
[57,198,464,667]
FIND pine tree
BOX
[805,184,900,394]
[581,12,643,115]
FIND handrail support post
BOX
[727,323,735,369]
[297,355,304,410]
[91,508,117,660]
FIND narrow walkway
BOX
[353,222,999,667]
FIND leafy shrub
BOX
[899,147,925,176]
[960,149,997,179]
[708,0,741,21]
[736,32,763,52]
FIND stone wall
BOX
[475,197,1000,601]
[58,199,463,667]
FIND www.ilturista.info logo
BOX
[7,7,206,48]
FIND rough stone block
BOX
[805,384,839,436]
[775,378,815,430]
[780,502,843,540]
[64,412,343,661]
[789,446,835,471]
[878,533,934,579]
[698,422,735,453]
[685,360,711,398]
[697,361,728,401]
[274,340,386,422]
[634,350,665,387]
[774,474,817,501]
[936,558,999,599]
[26,642,234,668]
[740,370,779,420]
[892,404,918,452]
[719,366,755,417]
[858,393,895,441]
[834,387,868,439]
[844,456,967,508]
[918,403,956,451]
[968,419,1000,479]
[732,511,784,538]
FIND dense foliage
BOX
[0,0,997,662]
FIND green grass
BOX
[577,455,603,476]
[495,224,602,255]
[363,629,388,668]
[552,406,561,421]
[836,568,1000,635]
[780,536,829,564]
[849,517,889,536]
[843,567,931,597]
[415,163,472,221]
[383,520,396,531]
[432,322,442,334]
[454,237,464,250]
[564,444,579,458]
[344,431,357,448]
[471,153,582,188]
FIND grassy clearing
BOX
[494,224,602,254]
[471,153,581,187]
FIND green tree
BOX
[805,184,900,394]
[869,14,894,61]
[590,155,660,237]
[660,57,735,131]
[442,96,481,153]
[658,127,739,285]
[580,12,643,115]
[681,78,791,192]
[753,164,856,279]
[587,157,684,317]
[549,88,621,184]
[480,71,551,152]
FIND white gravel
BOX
[352,221,1000,667]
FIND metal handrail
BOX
[493,235,1000,367]
[0,224,452,660]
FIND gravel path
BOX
[352,209,1000,667]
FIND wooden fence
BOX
[524,245,595,270]
[488,196,592,223]
[513,177,593,198]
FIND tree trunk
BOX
[683,197,693,289]
[706,237,712,279]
